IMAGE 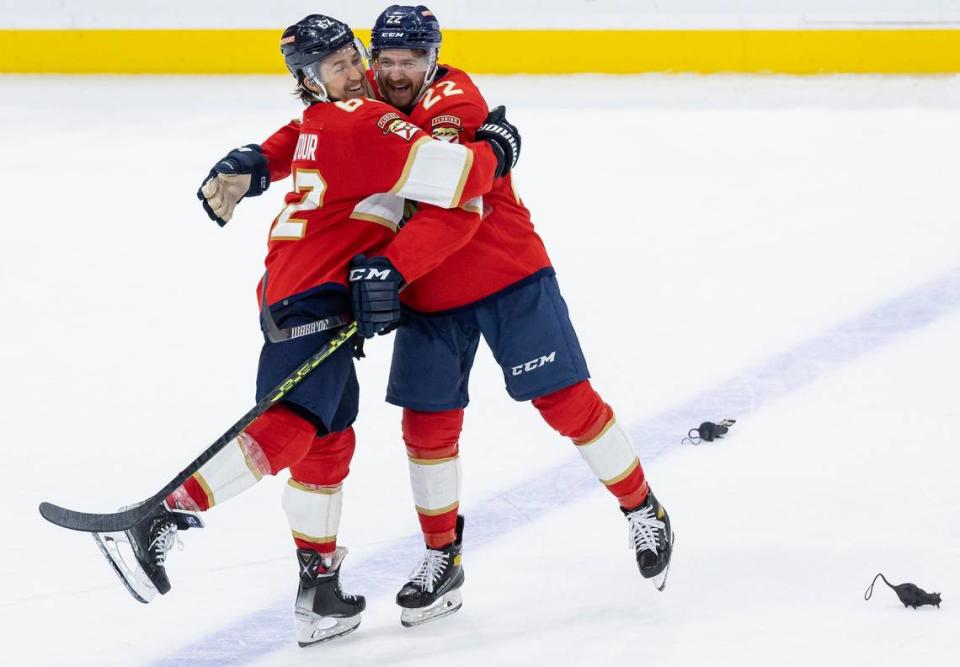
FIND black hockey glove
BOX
[349,255,406,339]
[476,105,521,179]
[197,144,270,227]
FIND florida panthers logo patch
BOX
[432,126,460,143]
[377,113,418,141]
[388,119,418,141]
[431,114,462,143]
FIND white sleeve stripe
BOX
[451,144,474,207]
[350,193,404,232]
[391,138,473,208]
[460,196,483,215]
[390,136,431,198]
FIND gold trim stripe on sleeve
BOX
[450,143,475,208]
[349,212,400,232]
[460,198,483,215]
[389,136,432,197]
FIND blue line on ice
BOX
[152,266,960,667]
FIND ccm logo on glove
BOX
[349,267,394,281]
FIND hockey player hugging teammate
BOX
[348,5,675,627]
[90,4,672,648]
[92,12,521,648]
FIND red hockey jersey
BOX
[382,65,552,313]
[256,97,498,309]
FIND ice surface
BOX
[1,74,958,666]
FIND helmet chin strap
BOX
[309,81,331,103]
[301,69,330,104]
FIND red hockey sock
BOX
[533,381,648,509]
[244,404,319,473]
[290,427,356,487]
[403,408,463,548]
[532,380,611,442]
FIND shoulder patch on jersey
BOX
[377,112,402,129]
[377,112,418,141]
[432,115,462,129]
[431,114,462,143]
[432,127,460,143]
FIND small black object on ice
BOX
[864,573,942,609]
[682,419,736,445]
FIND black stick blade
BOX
[37,324,357,535]
[39,499,157,533]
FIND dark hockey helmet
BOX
[370,5,442,55]
[370,6,442,104]
[280,14,369,102]
[280,15,356,78]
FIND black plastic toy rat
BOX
[682,419,736,445]
[864,573,942,609]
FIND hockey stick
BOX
[259,270,350,343]
[38,322,358,533]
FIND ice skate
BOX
[623,489,673,591]
[93,500,204,603]
[397,514,465,627]
[295,547,365,646]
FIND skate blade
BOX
[652,561,670,592]
[652,531,676,592]
[92,532,157,604]
[296,610,361,647]
[400,589,463,628]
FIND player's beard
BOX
[335,75,373,101]
[380,72,424,110]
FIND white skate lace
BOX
[409,549,449,594]
[627,506,665,556]
[149,522,182,565]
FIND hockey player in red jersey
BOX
[347,5,675,626]
[93,13,522,647]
